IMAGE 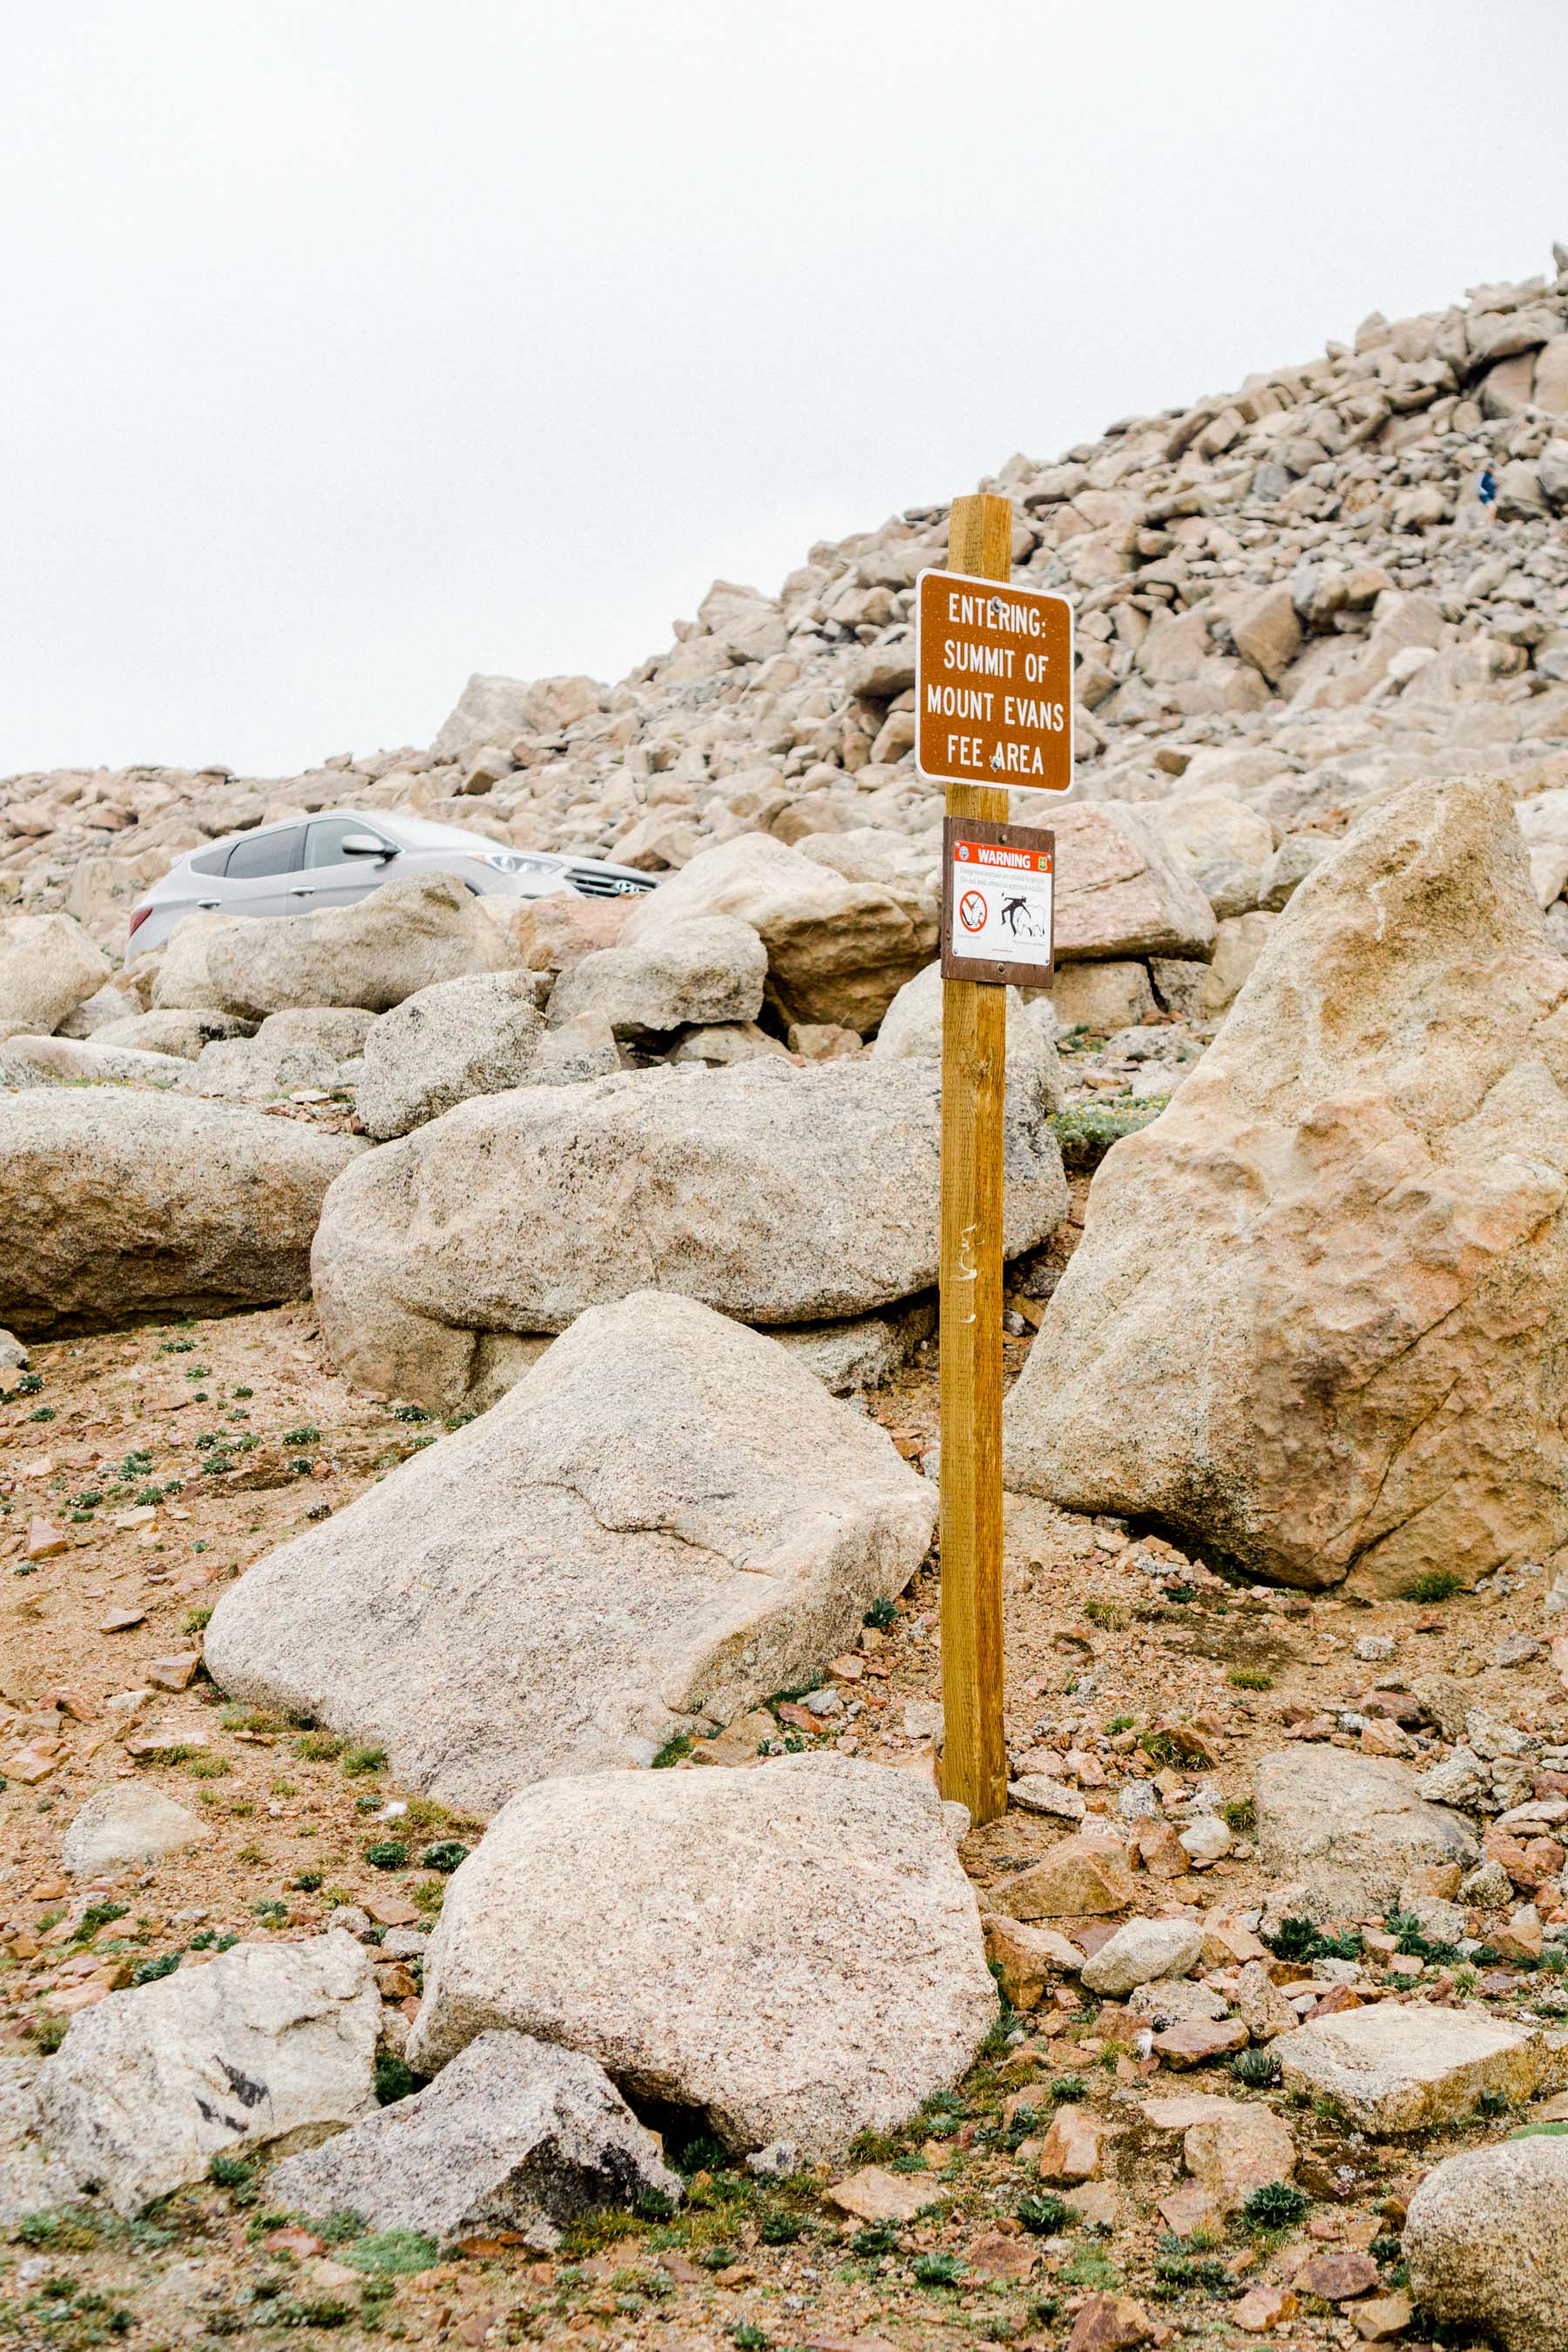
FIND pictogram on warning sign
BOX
[941,817,1055,987]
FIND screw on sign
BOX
[919,491,1073,1829]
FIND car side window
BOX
[305,818,392,869]
[224,827,306,880]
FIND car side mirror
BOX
[341,834,392,858]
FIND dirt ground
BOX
[2,1256,1565,2352]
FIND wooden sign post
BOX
[918,493,1073,1826]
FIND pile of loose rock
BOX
[7,247,1568,1017]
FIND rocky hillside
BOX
[6,247,1568,950]
[2,254,1568,2352]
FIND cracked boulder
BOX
[1254,1748,1477,1921]
[1027,799,1217,963]
[33,1931,379,2214]
[204,1293,936,1813]
[311,1054,1066,1410]
[355,970,551,1139]
[544,915,767,1039]
[1274,2000,1568,2134]
[1003,775,1568,1592]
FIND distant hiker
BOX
[1478,465,1498,516]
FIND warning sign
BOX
[941,817,1055,987]
[916,570,1074,793]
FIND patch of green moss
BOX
[1050,1097,1166,1170]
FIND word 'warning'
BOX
[916,571,1073,792]
[941,820,1055,988]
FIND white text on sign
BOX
[916,571,1075,793]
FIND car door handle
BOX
[198,899,220,909]
[288,886,316,897]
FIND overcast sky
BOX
[4,1,1565,780]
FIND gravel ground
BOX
[3,1233,1565,2351]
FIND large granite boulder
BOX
[772,1298,936,1395]
[0,1034,189,1088]
[0,914,113,1040]
[1152,791,1275,913]
[0,1090,365,1336]
[93,1009,257,1059]
[1274,2001,1566,2134]
[155,873,511,1018]
[186,1008,376,1098]
[513,891,635,974]
[698,579,788,663]
[34,1932,379,2214]
[1405,2133,1568,2352]
[312,1056,1066,1409]
[62,1785,211,1879]
[355,970,548,1139]
[145,911,226,1009]
[545,916,766,1038]
[1253,1748,1477,1921]
[1003,776,1568,1593]
[433,672,604,754]
[871,959,1064,1108]
[405,1754,997,2162]
[0,2058,80,2230]
[1012,800,1217,963]
[204,1293,936,1812]
[55,978,140,1037]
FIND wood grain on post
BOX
[939,490,1012,1826]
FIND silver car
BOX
[126,808,655,956]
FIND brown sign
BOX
[940,816,1055,988]
[916,569,1074,792]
